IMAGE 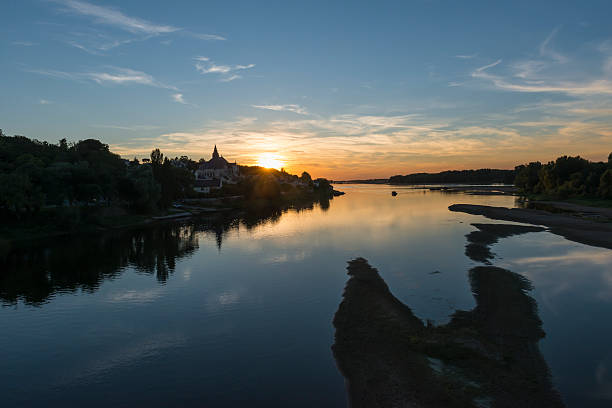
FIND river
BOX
[1,184,611,407]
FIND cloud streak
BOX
[27,67,177,90]
[539,28,569,64]
[472,59,612,95]
[57,0,179,34]
[195,58,255,81]
[53,0,225,51]
[252,104,309,115]
[12,41,37,46]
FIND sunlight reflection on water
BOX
[1,185,611,407]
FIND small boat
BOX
[391,191,398,196]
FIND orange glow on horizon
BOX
[256,153,285,170]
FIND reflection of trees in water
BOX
[0,224,198,305]
[1,201,323,306]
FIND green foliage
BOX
[514,162,542,193]
[515,153,612,199]
[0,133,157,221]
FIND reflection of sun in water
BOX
[257,153,284,170]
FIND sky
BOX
[1,0,612,179]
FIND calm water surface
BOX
[2,185,611,407]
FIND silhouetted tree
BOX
[514,153,612,199]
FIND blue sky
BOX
[1,0,612,178]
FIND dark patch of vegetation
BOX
[0,131,195,232]
[390,169,515,185]
[514,153,612,200]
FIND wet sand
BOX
[449,204,612,250]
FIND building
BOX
[194,178,222,194]
[194,146,239,193]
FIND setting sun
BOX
[256,153,284,170]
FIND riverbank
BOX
[0,189,344,257]
[449,203,612,249]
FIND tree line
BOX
[514,153,612,199]
[0,131,193,219]
[389,169,515,184]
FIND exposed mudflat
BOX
[332,258,564,408]
[449,204,612,250]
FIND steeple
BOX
[212,145,219,159]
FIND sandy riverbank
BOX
[449,204,612,250]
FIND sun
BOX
[256,153,284,170]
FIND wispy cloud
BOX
[186,32,226,41]
[66,39,98,54]
[56,0,179,34]
[53,1,225,52]
[62,31,140,55]
[220,74,242,82]
[26,68,81,81]
[470,30,612,96]
[27,67,177,90]
[172,93,187,104]
[39,99,52,105]
[252,104,309,115]
[91,124,161,131]
[12,41,37,46]
[455,54,476,59]
[473,59,502,74]
[539,28,569,64]
[86,67,176,89]
[471,58,612,95]
[195,58,255,81]
[196,62,231,74]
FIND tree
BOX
[151,149,163,166]
[599,169,612,199]
[301,171,312,184]
[514,162,542,193]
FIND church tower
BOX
[212,145,219,159]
